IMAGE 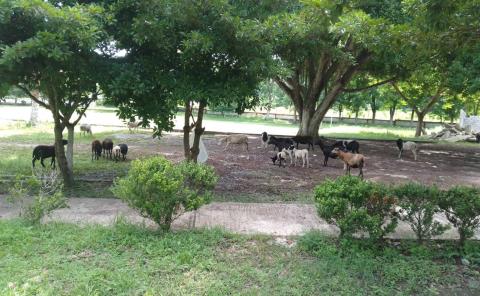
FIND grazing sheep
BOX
[331,147,365,179]
[127,121,141,133]
[476,133,480,143]
[271,150,287,168]
[102,138,114,159]
[91,140,102,161]
[218,134,249,151]
[260,131,269,148]
[396,138,418,160]
[291,136,314,150]
[267,135,294,151]
[333,140,360,153]
[113,144,128,161]
[288,145,310,168]
[80,124,92,136]
[32,140,68,168]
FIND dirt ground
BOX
[108,132,480,199]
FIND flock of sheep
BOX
[31,121,418,178]
[218,132,419,179]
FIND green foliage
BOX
[392,182,449,242]
[112,156,217,231]
[439,186,480,249]
[7,172,67,224]
[177,161,218,211]
[314,176,397,243]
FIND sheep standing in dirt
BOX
[396,138,418,161]
[102,138,114,159]
[260,132,269,148]
[289,146,310,168]
[113,144,128,161]
[80,124,92,136]
[331,147,365,179]
[219,134,249,151]
[271,150,287,168]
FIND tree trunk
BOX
[372,109,376,124]
[66,125,74,171]
[190,101,207,163]
[338,106,343,120]
[415,112,425,137]
[293,108,298,122]
[389,106,396,126]
[53,122,74,187]
[183,100,192,161]
[410,109,415,127]
[29,96,39,127]
[297,107,322,137]
[355,110,359,123]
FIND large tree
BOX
[0,0,106,185]
[104,0,272,162]
[263,0,405,136]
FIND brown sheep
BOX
[331,148,365,179]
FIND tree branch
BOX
[391,82,410,103]
[16,85,50,110]
[343,77,397,93]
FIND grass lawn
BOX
[1,220,479,295]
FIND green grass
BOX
[1,220,478,295]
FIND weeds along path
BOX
[1,196,479,240]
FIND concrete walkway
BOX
[1,197,479,239]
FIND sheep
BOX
[218,134,249,151]
[291,136,314,150]
[113,144,128,161]
[476,133,480,143]
[331,147,365,179]
[260,131,269,148]
[91,140,102,161]
[288,145,310,168]
[267,135,294,151]
[102,138,114,159]
[127,121,141,133]
[333,140,360,153]
[32,140,68,169]
[80,124,92,136]
[316,138,337,166]
[271,150,287,168]
[396,138,418,160]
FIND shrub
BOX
[392,182,449,243]
[439,186,480,249]
[7,171,67,224]
[112,156,217,231]
[314,176,397,244]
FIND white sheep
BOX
[290,146,310,168]
[218,134,249,151]
[80,124,92,136]
[396,139,418,161]
[127,121,141,133]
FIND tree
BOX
[104,0,271,162]
[379,86,403,125]
[264,0,404,136]
[0,0,106,186]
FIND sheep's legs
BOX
[398,150,402,159]
[40,158,46,168]
[413,150,417,161]
[223,142,230,151]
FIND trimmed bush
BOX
[112,156,217,231]
[392,182,449,243]
[314,176,397,243]
[439,186,480,249]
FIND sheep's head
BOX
[330,147,341,158]
[288,145,295,151]
[271,155,278,164]
[396,139,403,150]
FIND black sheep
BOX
[32,140,68,168]
[114,144,128,161]
[476,133,480,143]
[102,138,113,159]
[91,140,102,161]
[333,140,360,153]
[267,135,294,151]
[291,135,314,150]
[316,138,337,166]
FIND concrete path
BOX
[1,196,479,239]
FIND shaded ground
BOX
[2,132,479,201]
[128,133,480,201]
[1,197,479,239]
